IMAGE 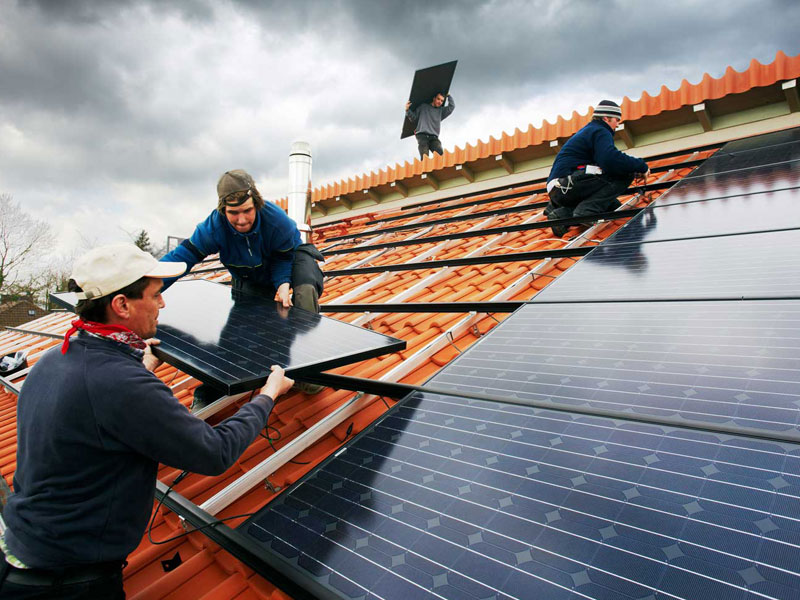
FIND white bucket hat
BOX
[71,244,186,300]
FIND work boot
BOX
[547,206,572,238]
[191,384,224,412]
[294,382,325,395]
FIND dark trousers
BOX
[415,133,444,159]
[232,243,324,313]
[0,561,124,599]
[545,171,633,220]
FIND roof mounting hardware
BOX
[470,324,482,338]
[445,330,463,353]
[263,479,281,494]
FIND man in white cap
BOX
[0,244,293,599]
[544,99,649,237]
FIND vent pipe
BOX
[288,141,312,243]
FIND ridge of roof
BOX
[311,50,800,204]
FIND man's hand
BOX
[274,282,292,308]
[405,101,411,111]
[259,365,294,400]
[143,338,162,372]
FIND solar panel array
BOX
[245,390,800,600]
[239,128,800,599]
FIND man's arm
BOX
[94,362,292,476]
[405,102,419,122]
[591,127,648,176]
[159,213,218,291]
[442,94,455,119]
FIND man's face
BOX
[432,94,445,107]
[225,198,256,233]
[604,116,621,129]
[124,278,165,339]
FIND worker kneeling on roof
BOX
[0,244,293,600]
[159,169,325,404]
[544,100,650,237]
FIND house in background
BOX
[0,297,47,329]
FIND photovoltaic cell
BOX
[607,186,800,245]
[428,301,800,437]
[53,280,405,394]
[532,229,800,302]
[241,390,800,600]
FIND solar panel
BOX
[401,60,458,139]
[652,158,800,207]
[241,390,800,600]
[607,185,800,245]
[687,128,800,178]
[533,229,800,302]
[52,279,406,394]
[428,301,800,437]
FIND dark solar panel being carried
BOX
[532,229,800,302]
[607,186,800,246]
[156,280,406,393]
[427,301,800,438]
[52,279,406,394]
[241,390,800,600]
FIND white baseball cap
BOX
[71,244,186,300]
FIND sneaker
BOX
[191,384,224,412]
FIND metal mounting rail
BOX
[296,373,800,446]
[321,301,525,313]
[322,207,643,257]
[323,246,592,277]
[357,155,708,229]
[4,327,64,340]
[322,185,666,245]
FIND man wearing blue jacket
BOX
[0,244,293,599]
[160,169,325,402]
[545,100,649,237]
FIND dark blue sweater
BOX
[160,203,301,291]
[4,333,273,568]
[548,119,648,182]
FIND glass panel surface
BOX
[242,390,800,599]
[430,301,800,436]
[533,229,800,302]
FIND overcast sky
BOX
[1,0,799,269]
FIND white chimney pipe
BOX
[288,141,312,243]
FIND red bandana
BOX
[61,319,147,354]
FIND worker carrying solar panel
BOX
[159,169,326,403]
[544,100,650,237]
[0,244,294,599]
[405,92,455,160]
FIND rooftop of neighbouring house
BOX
[0,51,798,600]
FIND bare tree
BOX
[0,193,54,293]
